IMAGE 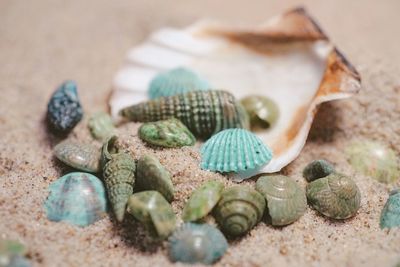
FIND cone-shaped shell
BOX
[303,159,335,182]
[119,90,249,139]
[380,189,400,229]
[88,112,115,141]
[168,223,228,264]
[256,175,306,226]
[306,173,361,219]
[201,128,273,174]
[214,186,266,236]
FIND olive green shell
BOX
[119,90,249,139]
[240,95,279,131]
[213,186,266,237]
[182,180,224,222]
[256,175,306,226]
[136,154,174,202]
[306,173,361,219]
[88,112,115,141]
[302,159,335,182]
[127,191,176,239]
[102,136,136,222]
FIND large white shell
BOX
[109,8,361,173]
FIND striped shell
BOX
[102,136,136,222]
[240,95,279,131]
[88,112,115,141]
[119,90,249,139]
[214,186,266,236]
[256,175,306,226]
[302,159,335,182]
[168,223,228,264]
[306,173,361,219]
[380,189,400,229]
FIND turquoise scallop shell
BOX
[44,172,107,227]
[148,67,210,99]
[380,189,400,229]
[200,128,273,173]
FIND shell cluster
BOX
[240,95,279,131]
[303,159,335,182]
[88,112,115,141]
[380,189,400,229]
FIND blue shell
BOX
[44,172,107,227]
[168,223,228,264]
[380,189,400,229]
[47,81,83,133]
[148,67,210,99]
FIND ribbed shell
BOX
[306,173,361,219]
[380,189,400,229]
[119,90,249,139]
[303,159,335,182]
[214,186,266,236]
[88,112,115,141]
[256,175,306,226]
[168,223,228,264]
[201,128,273,173]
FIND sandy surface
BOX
[1,0,400,266]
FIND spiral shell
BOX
[303,159,335,182]
[214,186,266,236]
[240,95,279,131]
[306,173,361,219]
[102,136,136,222]
[119,90,249,139]
[256,175,306,226]
[88,112,115,141]
[380,189,400,229]
[168,223,228,264]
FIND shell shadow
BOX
[308,102,341,143]
[40,114,69,148]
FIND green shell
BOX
[0,240,31,267]
[139,118,196,148]
[88,112,115,141]
[256,175,306,226]
[136,154,174,202]
[213,186,266,237]
[306,173,361,219]
[303,159,335,182]
[346,140,399,184]
[54,140,101,172]
[380,189,400,229]
[240,95,279,131]
[119,90,249,139]
[182,180,224,222]
[127,191,176,239]
[102,136,136,222]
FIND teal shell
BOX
[200,128,273,173]
[168,223,228,265]
[44,172,107,227]
[380,189,400,229]
[303,159,335,182]
[148,67,210,99]
[88,112,115,141]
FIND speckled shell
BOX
[256,175,306,226]
[102,136,136,222]
[240,95,279,131]
[214,186,266,236]
[44,172,107,227]
[306,173,361,219]
[127,191,176,238]
[88,112,115,141]
[303,159,335,182]
[380,189,400,229]
[168,223,228,264]
[148,67,210,99]
[54,140,101,172]
[200,128,273,176]
[47,80,83,133]
[139,118,196,148]
[182,180,224,222]
[119,90,249,139]
[136,154,174,202]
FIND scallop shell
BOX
[302,159,335,182]
[256,175,306,226]
[109,7,361,174]
[306,173,361,219]
[88,112,115,141]
[168,223,228,264]
[240,95,279,131]
[380,189,400,229]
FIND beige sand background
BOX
[1,0,400,266]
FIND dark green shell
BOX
[303,159,335,182]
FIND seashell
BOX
[302,159,335,182]
[240,95,279,131]
[101,136,136,222]
[345,140,399,184]
[44,172,107,227]
[54,140,101,173]
[139,118,196,148]
[47,80,83,133]
[0,239,31,267]
[109,8,361,175]
[214,186,266,236]
[88,112,115,141]
[306,173,361,219]
[182,180,224,222]
[136,154,174,202]
[200,128,273,178]
[127,191,176,238]
[148,67,210,99]
[380,189,400,229]
[256,175,306,226]
[168,223,228,264]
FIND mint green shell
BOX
[88,112,115,141]
[380,189,400,229]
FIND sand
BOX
[1,0,400,266]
